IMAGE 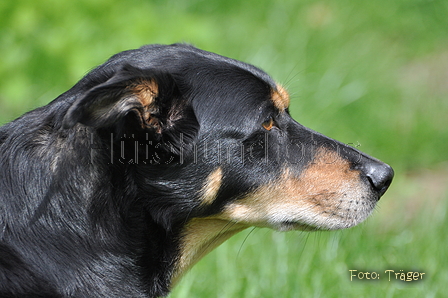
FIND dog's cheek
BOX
[198,167,223,206]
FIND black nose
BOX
[362,161,394,196]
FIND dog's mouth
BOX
[274,194,379,231]
[222,190,378,232]
[270,221,318,232]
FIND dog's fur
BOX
[0,44,393,297]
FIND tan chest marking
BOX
[171,218,247,287]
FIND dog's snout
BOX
[362,161,394,196]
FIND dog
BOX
[0,44,393,297]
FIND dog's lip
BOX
[275,221,320,232]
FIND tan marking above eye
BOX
[271,84,290,111]
[262,117,274,131]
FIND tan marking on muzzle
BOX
[222,148,372,230]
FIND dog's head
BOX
[62,44,393,284]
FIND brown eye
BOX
[262,117,274,131]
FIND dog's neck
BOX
[170,217,247,287]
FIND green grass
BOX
[1,0,447,297]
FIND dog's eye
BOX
[262,117,275,131]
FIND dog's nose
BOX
[363,161,394,196]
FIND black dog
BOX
[0,44,393,297]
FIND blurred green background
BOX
[1,0,447,297]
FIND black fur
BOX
[0,44,393,297]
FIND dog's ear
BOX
[63,65,190,134]
[63,65,198,158]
